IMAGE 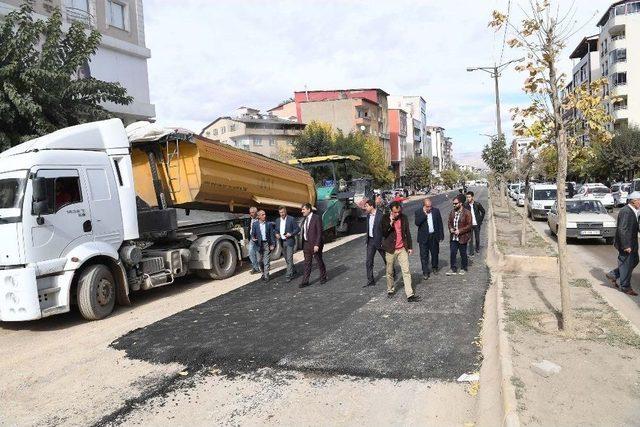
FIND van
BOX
[527,184,558,220]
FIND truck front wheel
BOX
[77,264,116,320]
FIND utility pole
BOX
[466,57,524,140]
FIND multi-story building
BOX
[388,109,408,185]
[597,0,640,131]
[267,100,297,121]
[443,137,454,169]
[293,88,391,164]
[387,95,428,159]
[426,125,446,173]
[0,0,155,123]
[200,107,305,161]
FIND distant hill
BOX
[455,151,486,169]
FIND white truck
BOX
[0,119,315,321]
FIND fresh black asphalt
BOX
[112,189,489,381]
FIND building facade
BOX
[597,0,640,131]
[443,137,453,169]
[268,100,297,121]
[0,0,155,123]
[200,107,305,161]
[293,89,391,164]
[387,95,428,159]
[388,109,408,185]
[426,125,446,173]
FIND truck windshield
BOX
[534,189,557,200]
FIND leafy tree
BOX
[440,168,460,189]
[292,121,393,187]
[598,126,640,181]
[490,0,616,333]
[0,2,133,149]
[404,156,432,189]
[481,134,512,208]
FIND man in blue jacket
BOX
[363,198,386,287]
[415,197,444,280]
[275,206,301,282]
[251,210,276,282]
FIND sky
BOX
[144,0,614,166]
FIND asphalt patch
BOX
[111,190,490,381]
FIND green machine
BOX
[289,155,373,237]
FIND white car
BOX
[517,192,525,207]
[612,182,631,207]
[574,184,615,210]
[547,199,616,244]
[527,184,557,220]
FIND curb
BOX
[484,190,521,427]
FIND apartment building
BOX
[0,0,155,123]
[597,0,640,131]
[200,107,305,161]
[387,95,428,159]
[293,89,391,165]
[388,109,408,185]
[426,125,446,173]
[563,35,601,145]
[443,137,453,169]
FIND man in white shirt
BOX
[363,198,386,287]
[247,206,260,274]
[275,206,300,282]
[464,191,486,256]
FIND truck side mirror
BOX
[32,177,47,225]
[33,177,47,202]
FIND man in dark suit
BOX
[464,191,486,256]
[415,197,444,280]
[606,192,640,296]
[250,210,276,282]
[275,206,301,282]
[363,198,386,287]
[299,203,327,288]
[381,201,420,302]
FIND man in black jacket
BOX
[363,198,386,287]
[606,192,640,296]
[414,198,444,280]
[381,201,420,302]
[464,191,486,256]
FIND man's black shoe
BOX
[298,282,310,288]
[422,274,430,281]
[387,290,396,298]
[320,277,328,284]
[407,295,422,303]
[432,268,439,275]
[363,282,375,288]
[262,275,269,282]
[286,277,292,283]
[250,269,260,275]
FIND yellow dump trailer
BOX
[129,129,316,213]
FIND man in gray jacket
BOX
[606,191,640,296]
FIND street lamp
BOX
[467,57,525,140]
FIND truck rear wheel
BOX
[77,264,116,320]
[198,240,238,280]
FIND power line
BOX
[499,0,512,64]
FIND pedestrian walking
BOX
[606,192,640,296]
[250,210,276,282]
[247,206,261,274]
[363,198,386,287]
[299,203,327,288]
[381,201,420,302]
[446,194,473,276]
[464,191,486,256]
[274,206,300,282]
[415,198,444,280]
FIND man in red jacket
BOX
[446,194,473,276]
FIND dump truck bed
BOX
[128,125,316,214]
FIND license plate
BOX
[580,230,601,235]
[594,194,603,198]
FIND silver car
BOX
[547,199,616,244]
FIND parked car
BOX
[509,183,523,200]
[612,182,631,207]
[547,199,616,244]
[517,192,525,207]
[527,184,557,220]
[574,184,615,210]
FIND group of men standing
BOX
[364,191,485,303]
[247,204,327,287]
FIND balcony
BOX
[65,6,94,28]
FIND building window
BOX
[220,126,226,134]
[212,129,218,136]
[229,124,236,132]
[609,48,626,64]
[107,0,126,30]
[612,72,627,86]
[268,137,275,146]
[629,2,640,14]
[253,137,262,146]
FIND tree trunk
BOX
[521,179,529,246]
[549,54,573,333]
